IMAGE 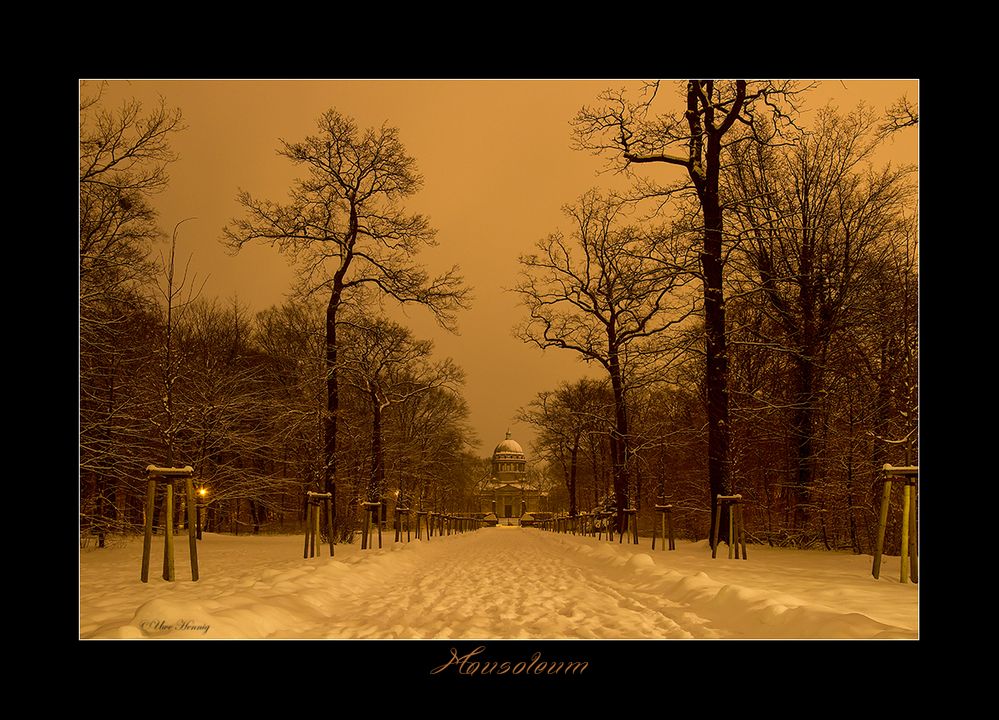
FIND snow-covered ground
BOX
[80,526,917,639]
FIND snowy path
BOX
[80,526,918,639]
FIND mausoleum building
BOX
[478,432,542,520]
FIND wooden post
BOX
[396,507,409,544]
[185,476,199,581]
[653,504,675,551]
[141,466,196,583]
[738,503,747,559]
[873,466,918,582]
[728,503,739,560]
[873,476,892,580]
[303,492,332,558]
[900,483,911,584]
[907,482,917,583]
[361,502,381,550]
[303,503,311,559]
[314,500,321,555]
[667,506,675,551]
[141,477,157,582]
[714,495,744,560]
[308,502,315,557]
[162,481,174,581]
[623,509,638,545]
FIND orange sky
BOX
[84,79,918,457]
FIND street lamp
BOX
[197,486,208,540]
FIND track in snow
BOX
[82,525,916,639]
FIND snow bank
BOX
[80,528,917,640]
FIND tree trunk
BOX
[325,289,340,536]
[791,353,815,530]
[691,80,743,549]
[568,437,579,517]
[607,348,630,534]
[249,498,260,534]
[369,386,384,503]
[702,191,732,546]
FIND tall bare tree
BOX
[573,79,809,544]
[515,190,694,532]
[224,110,469,537]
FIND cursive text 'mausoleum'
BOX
[431,645,588,676]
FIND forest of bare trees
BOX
[79,87,478,546]
[520,82,917,553]
[80,79,917,557]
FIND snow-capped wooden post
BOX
[303,492,333,558]
[603,512,615,541]
[711,495,747,560]
[141,465,198,582]
[361,501,381,550]
[395,506,410,543]
[621,508,638,544]
[873,465,918,583]
[652,504,675,550]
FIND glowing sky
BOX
[84,79,918,456]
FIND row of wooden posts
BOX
[304,501,487,556]
[534,505,678,552]
[535,500,743,559]
[137,464,917,586]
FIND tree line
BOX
[79,84,477,546]
[517,81,917,553]
[81,80,917,555]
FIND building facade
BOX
[478,432,542,520]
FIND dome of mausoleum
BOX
[493,431,525,459]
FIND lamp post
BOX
[197,486,208,540]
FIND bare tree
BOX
[339,316,464,504]
[573,79,810,544]
[724,104,915,531]
[519,378,613,518]
[879,95,918,139]
[389,387,476,513]
[80,84,185,545]
[224,109,469,537]
[80,82,185,325]
[514,190,694,533]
